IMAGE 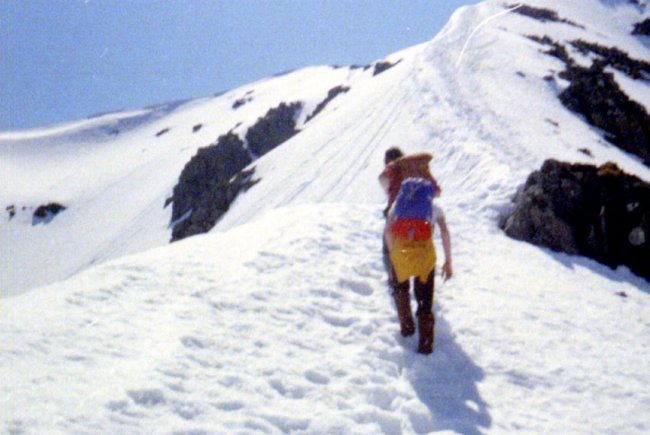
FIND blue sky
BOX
[1,0,478,131]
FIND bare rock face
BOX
[246,102,302,157]
[33,203,66,225]
[509,4,584,28]
[528,35,650,165]
[502,159,650,281]
[170,132,253,242]
[169,102,303,242]
[632,18,650,36]
[559,62,650,165]
[306,86,350,123]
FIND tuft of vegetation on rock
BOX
[306,86,351,123]
[502,159,650,281]
[245,102,303,157]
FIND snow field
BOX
[1,204,489,434]
[1,0,649,433]
[0,65,365,294]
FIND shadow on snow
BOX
[541,246,650,294]
[403,312,491,434]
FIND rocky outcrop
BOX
[559,64,650,164]
[528,36,650,165]
[6,205,16,220]
[510,4,584,28]
[372,60,402,76]
[633,18,650,36]
[570,40,650,79]
[306,86,350,122]
[169,102,303,242]
[246,102,302,157]
[33,203,66,225]
[169,132,254,242]
[156,128,171,137]
[502,159,650,280]
[232,90,254,110]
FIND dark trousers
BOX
[383,238,435,315]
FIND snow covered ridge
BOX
[3,0,650,432]
[3,0,649,294]
[0,60,403,294]
[2,204,649,433]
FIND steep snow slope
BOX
[1,65,369,295]
[2,0,650,433]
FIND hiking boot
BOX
[393,289,415,337]
[417,312,435,354]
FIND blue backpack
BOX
[392,177,436,221]
[389,177,436,241]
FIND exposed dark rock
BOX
[306,85,351,122]
[169,102,304,242]
[6,205,15,220]
[526,35,572,63]
[33,203,66,225]
[373,60,402,76]
[232,98,248,109]
[516,71,526,78]
[510,4,585,28]
[192,124,203,133]
[169,132,253,242]
[633,18,650,36]
[502,159,650,280]
[246,102,303,157]
[156,128,171,137]
[579,148,594,157]
[569,40,650,79]
[528,35,650,165]
[559,64,650,164]
[233,91,254,109]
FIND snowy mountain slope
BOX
[2,204,648,433]
[2,0,650,433]
[2,0,649,296]
[1,65,372,295]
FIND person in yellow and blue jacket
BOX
[379,147,453,354]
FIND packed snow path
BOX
[1,205,489,434]
[2,204,648,433]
